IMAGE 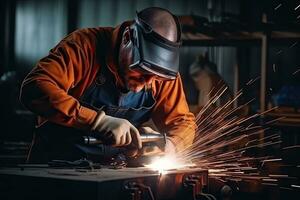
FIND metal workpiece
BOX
[0,166,208,200]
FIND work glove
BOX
[140,127,176,155]
[91,111,142,149]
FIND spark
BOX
[264,116,285,125]
[246,79,253,85]
[293,69,300,75]
[295,4,300,10]
[269,174,289,178]
[157,83,299,191]
[280,187,294,191]
[283,145,300,150]
[259,106,278,115]
[246,76,260,85]
[289,41,298,48]
[276,50,283,55]
[291,185,300,188]
[262,178,278,182]
[272,64,276,72]
[274,4,282,10]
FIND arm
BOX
[19,37,97,130]
[152,74,196,152]
[20,33,142,148]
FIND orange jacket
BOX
[20,22,195,151]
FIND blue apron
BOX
[74,63,156,158]
[28,63,156,163]
[80,63,155,127]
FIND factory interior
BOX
[0,0,300,199]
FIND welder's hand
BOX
[91,111,142,149]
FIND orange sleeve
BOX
[152,74,196,152]
[19,36,97,130]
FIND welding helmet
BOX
[129,10,182,80]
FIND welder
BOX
[20,7,196,163]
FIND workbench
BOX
[0,166,208,200]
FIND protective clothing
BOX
[20,21,195,161]
[91,111,142,149]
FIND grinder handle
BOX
[83,133,166,145]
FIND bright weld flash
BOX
[146,155,193,174]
